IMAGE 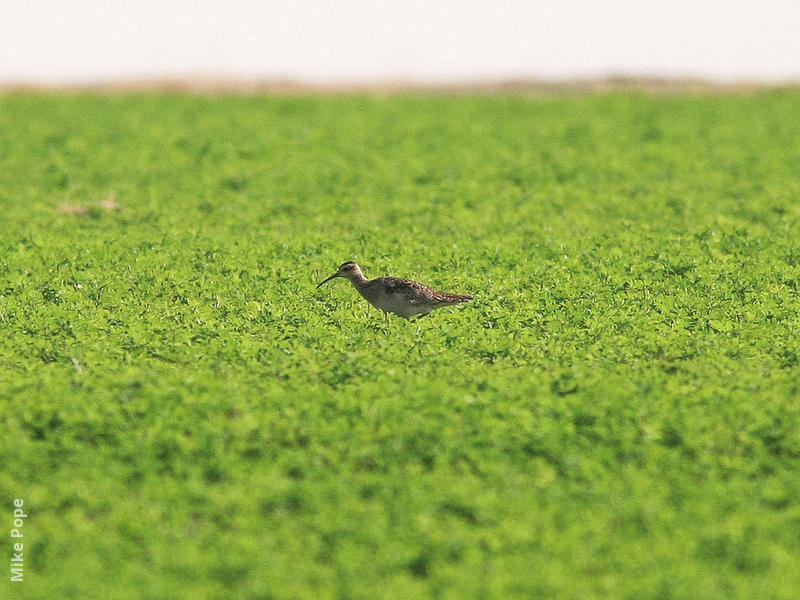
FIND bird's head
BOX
[317,261,364,287]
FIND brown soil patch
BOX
[57,194,123,215]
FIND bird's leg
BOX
[375,310,391,333]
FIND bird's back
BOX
[358,276,472,317]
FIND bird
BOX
[317,261,473,319]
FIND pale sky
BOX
[2,0,799,84]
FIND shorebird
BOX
[317,262,473,319]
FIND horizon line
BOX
[2,75,799,95]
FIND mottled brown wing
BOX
[383,277,472,305]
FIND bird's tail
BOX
[442,293,472,303]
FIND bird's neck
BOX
[347,272,369,287]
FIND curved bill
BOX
[316,273,338,288]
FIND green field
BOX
[2,90,800,599]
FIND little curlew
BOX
[317,262,473,319]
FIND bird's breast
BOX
[358,285,428,318]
